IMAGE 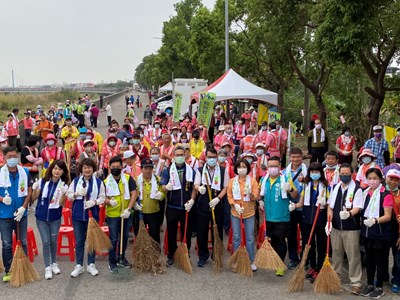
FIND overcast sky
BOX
[0,0,215,87]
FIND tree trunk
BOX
[277,88,284,116]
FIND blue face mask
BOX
[310,173,321,181]
[218,156,226,163]
[207,158,217,167]
[174,156,185,165]
[132,139,140,145]
[6,158,19,168]
[246,158,253,164]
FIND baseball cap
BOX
[141,158,154,168]
[386,169,400,179]
[123,150,135,159]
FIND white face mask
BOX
[47,140,55,146]
[238,168,247,176]
[315,124,322,129]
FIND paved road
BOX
[2,92,386,299]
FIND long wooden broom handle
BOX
[306,204,321,246]
[182,211,189,244]
[204,172,216,222]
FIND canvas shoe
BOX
[251,263,257,272]
[275,269,285,277]
[109,262,118,273]
[45,267,53,280]
[87,264,99,276]
[51,263,61,275]
[70,264,84,278]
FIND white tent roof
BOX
[191,69,278,105]
[159,82,172,92]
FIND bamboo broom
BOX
[314,215,341,294]
[254,211,287,271]
[227,205,253,278]
[173,211,192,274]
[287,204,321,293]
[205,174,223,274]
[10,221,40,288]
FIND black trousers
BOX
[266,221,290,262]
[338,153,352,165]
[78,114,85,128]
[133,212,160,244]
[166,208,192,259]
[107,116,112,127]
[303,223,326,271]
[92,116,98,128]
[365,247,390,287]
[288,210,307,262]
[196,208,223,261]
[310,147,326,164]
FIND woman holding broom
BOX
[32,160,70,280]
[67,158,106,278]
[359,168,393,299]
[291,162,328,283]
[227,158,259,272]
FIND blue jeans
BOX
[231,214,255,262]
[72,219,95,265]
[0,217,28,273]
[108,215,132,264]
[36,218,61,267]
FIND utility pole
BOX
[225,0,230,120]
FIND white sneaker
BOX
[70,264,84,278]
[51,263,61,275]
[45,266,53,280]
[251,263,257,272]
[87,263,99,276]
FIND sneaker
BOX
[87,263,99,276]
[166,258,174,267]
[310,270,319,283]
[359,285,374,297]
[117,258,132,269]
[275,269,285,277]
[351,286,360,295]
[288,260,299,270]
[369,287,384,299]
[70,264,84,278]
[392,284,400,293]
[251,263,257,272]
[197,258,208,268]
[45,267,53,280]
[305,268,316,279]
[109,263,118,273]
[2,272,10,283]
[51,263,61,275]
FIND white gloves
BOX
[325,221,332,236]
[121,208,131,219]
[289,201,296,212]
[259,200,264,211]
[2,194,11,205]
[76,187,87,197]
[166,182,173,191]
[198,185,207,195]
[184,199,194,211]
[234,204,244,215]
[14,206,26,222]
[59,184,68,195]
[84,200,96,210]
[364,218,376,227]
[32,179,40,191]
[109,198,118,207]
[282,182,291,192]
[339,207,351,220]
[134,202,143,211]
[209,197,220,209]
[153,191,163,200]
[317,196,326,206]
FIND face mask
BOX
[218,156,226,163]
[315,124,322,129]
[140,125,145,129]
[133,139,140,145]
[374,133,382,138]
[47,140,55,146]
[181,139,188,143]
[368,179,380,189]
[172,131,178,135]
[199,126,203,130]
[225,130,232,134]
[344,131,350,137]
[174,156,185,165]
[66,121,72,126]
[268,167,280,177]
[109,141,116,147]
[261,126,266,131]
[110,168,122,176]
[151,154,159,161]
[246,158,253,164]
[256,149,264,155]
[239,121,243,125]
[340,175,352,184]
[80,135,86,139]
[140,134,144,138]
[386,184,398,192]
[361,156,372,164]
[207,158,217,167]
[276,125,281,130]
[6,158,18,168]
[237,168,247,176]
[154,124,160,129]
[310,173,321,181]
[85,147,92,152]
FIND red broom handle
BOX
[182,211,189,244]
[263,210,267,238]
[326,215,331,255]
[240,204,245,247]
[306,204,321,246]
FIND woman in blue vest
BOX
[359,168,393,299]
[32,160,70,280]
[67,158,106,278]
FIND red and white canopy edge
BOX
[190,69,278,106]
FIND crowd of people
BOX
[0,92,400,299]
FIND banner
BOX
[384,125,396,159]
[258,104,269,125]
[288,122,297,149]
[268,111,281,123]
[172,92,182,122]
[198,92,216,128]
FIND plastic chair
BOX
[61,208,72,226]
[12,227,39,262]
[57,226,75,262]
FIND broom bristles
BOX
[86,217,112,253]
[314,256,341,294]
[0,259,4,274]
[228,245,252,278]
[10,245,40,288]
[287,244,311,293]
[212,224,223,274]
[174,243,192,274]
[132,220,164,274]
[254,239,287,271]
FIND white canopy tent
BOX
[159,82,173,92]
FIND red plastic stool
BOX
[57,226,75,262]
[98,205,106,226]
[97,226,110,256]
[64,199,72,209]
[61,208,72,226]
[12,227,39,262]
